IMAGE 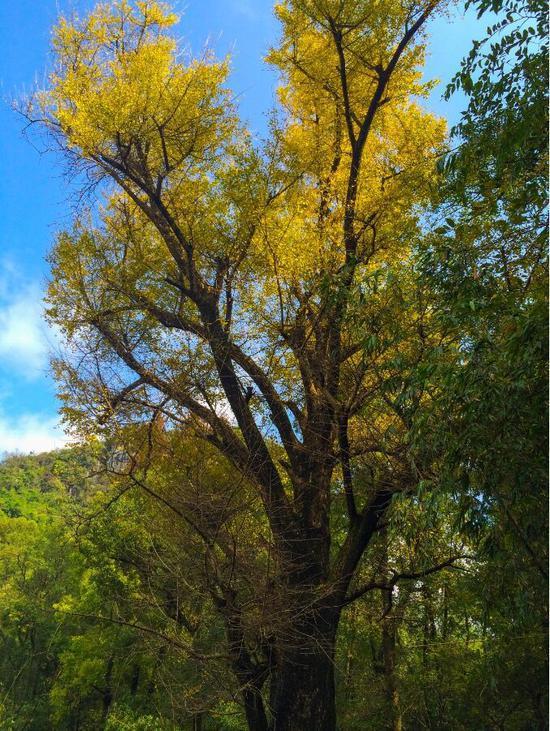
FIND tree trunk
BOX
[382,614,402,731]
[101,655,114,725]
[268,614,338,731]
[130,663,140,697]
[243,688,270,731]
[380,530,402,731]
[344,603,358,704]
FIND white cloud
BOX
[0,258,62,381]
[0,265,68,456]
[0,283,51,380]
[0,412,69,456]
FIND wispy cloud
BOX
[0,411,68,455]
[0,283,50,379]
[230,0,258,20]
[0,262,68,455]
[0,261,58,381]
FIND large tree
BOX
[32,1,463,727]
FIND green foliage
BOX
[416,0,547,567]
[408,0,548,726]
[444,0,548,215]
[0,448,245,730]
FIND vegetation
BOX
[1,0,546,728]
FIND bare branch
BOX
[343,555,475,606]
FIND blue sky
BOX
[0,0,486,454]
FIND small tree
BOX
[32,1,456,727]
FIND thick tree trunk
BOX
[243,688,270,731]
[269,650,336,731]
[268,613,338,731]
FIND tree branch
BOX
[343,554,475,606]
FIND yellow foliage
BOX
[40,0,447,457]
[42,0,234,182]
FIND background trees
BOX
[417,0,548,703]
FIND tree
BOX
[411,0,548,724]
[29,0,484,727]
[416,0,547,604]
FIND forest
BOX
[0,0,547,729]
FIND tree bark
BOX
[382,613,402,731]
[243,689,269,731]
[101,655,114,725]
[269,651,337,730]
[268,612,338,731]
[380,530,402,731]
